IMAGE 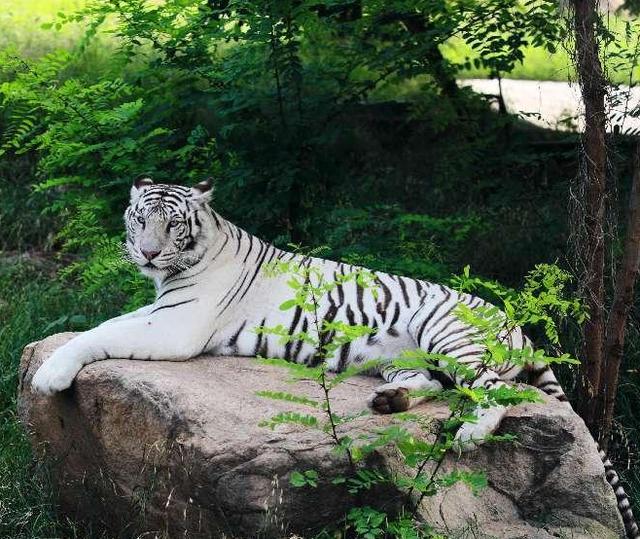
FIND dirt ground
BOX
[461,78,640,134]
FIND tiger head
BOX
[125,176,214,276]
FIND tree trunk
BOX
[597,144,640,450]
[571,0,608,435]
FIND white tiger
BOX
[30,177,639,537]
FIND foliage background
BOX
[1,0,639,537]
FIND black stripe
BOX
[284,306,303,361]
[250,240,266,267]
[235,244,274,304]
[310,304,339,368]
[145,185,189,195]
[150,298,196,314]
[346,304,356,326]
[426,302,458,341]
[201,329,217,353]
[336,274,345,304]
[399,371,421,380]
[388,302,400,332]
[227,320,247,350]
[184,237,197,252]
[165,252,214,287]
[217,270,249,306]
[451,349,484,359]
[292,318,308,363]
[211,233,230,259]
[264,245,278,265]
[218,271,250,313]
[356,281,365,313]
[440,338,476,355]
[254,318,266,356]
[376,276,391,322]
[430,324,470,351]
[145,191,185,204]
[398,277,410,307]
[242,233,254,264]
[338,342,351,371]
[416,287,451,345]
[234,227,243,255]
[367,319,379,345]
[327,280,337,310]
[156,283,196,300]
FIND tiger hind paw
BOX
[367,383,411,414]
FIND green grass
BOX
[0,0,120,81]
[443,37,574,82]
[1,0,86,57]
[0,260,125,538]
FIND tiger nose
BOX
[141,249,161,261]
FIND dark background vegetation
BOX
[1,0,640,537]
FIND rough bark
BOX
[598,144,640,449]
[572,0,608,435]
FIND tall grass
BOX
[0,260,125,538]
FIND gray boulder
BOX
[19,333,625,538]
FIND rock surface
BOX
[19,333,624,538]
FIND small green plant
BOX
[256,256,582,538]
[256,248,379,472]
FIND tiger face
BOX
[125,177,213,275]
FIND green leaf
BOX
[290,469,319,488]
[257,357,323,381]
[279,299,297,311]
[329,360,381,387]
[437,470,488,495]
[255,390,319,408]
[258,411,319,430]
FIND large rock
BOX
[19,333,625,538]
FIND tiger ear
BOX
[190,178,214,205]
[130,176,154,203]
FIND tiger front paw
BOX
[454,405,506,452]
[31,351,82,396]
[453,421,487,452]
[367,383,410,414]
